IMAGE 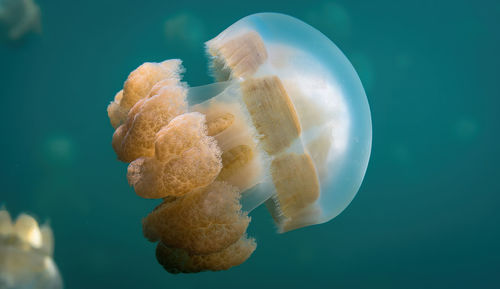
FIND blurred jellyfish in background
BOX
[40,134,77,169]
[0,207,63,289]
[395,51,414,71]
[0,0,41,40]
[304,1,351,43]
[391,144,412,165]
[107,13,371,273]
[31,133,87,217]
[454,117,479,141]
[305,2,374,93]
[164,11,205,50]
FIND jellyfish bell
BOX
[107,13,371,273]
[191,13,372,231]
[0,207,63,289]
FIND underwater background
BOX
[1,0,499,288]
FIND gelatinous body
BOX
[0,207,63,289]
[107,13,371,273]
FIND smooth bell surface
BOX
[214,13,372,225]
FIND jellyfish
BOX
[164,12,205,49]
[0,207,63,289]
[0,0,41,40]
[107,13,371,273]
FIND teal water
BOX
[1,0,499,288]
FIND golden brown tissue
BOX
[107,59,184,129]
[241,76,301,154]
[147,182,255,273]
[143,181,250,254]
[206,31,268,80]
[107,28,322,273]
[112,83,188,162]
[127,112,222,198]
[156,237,256,274]
[107,57,260,273]
[271,153,320,232]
